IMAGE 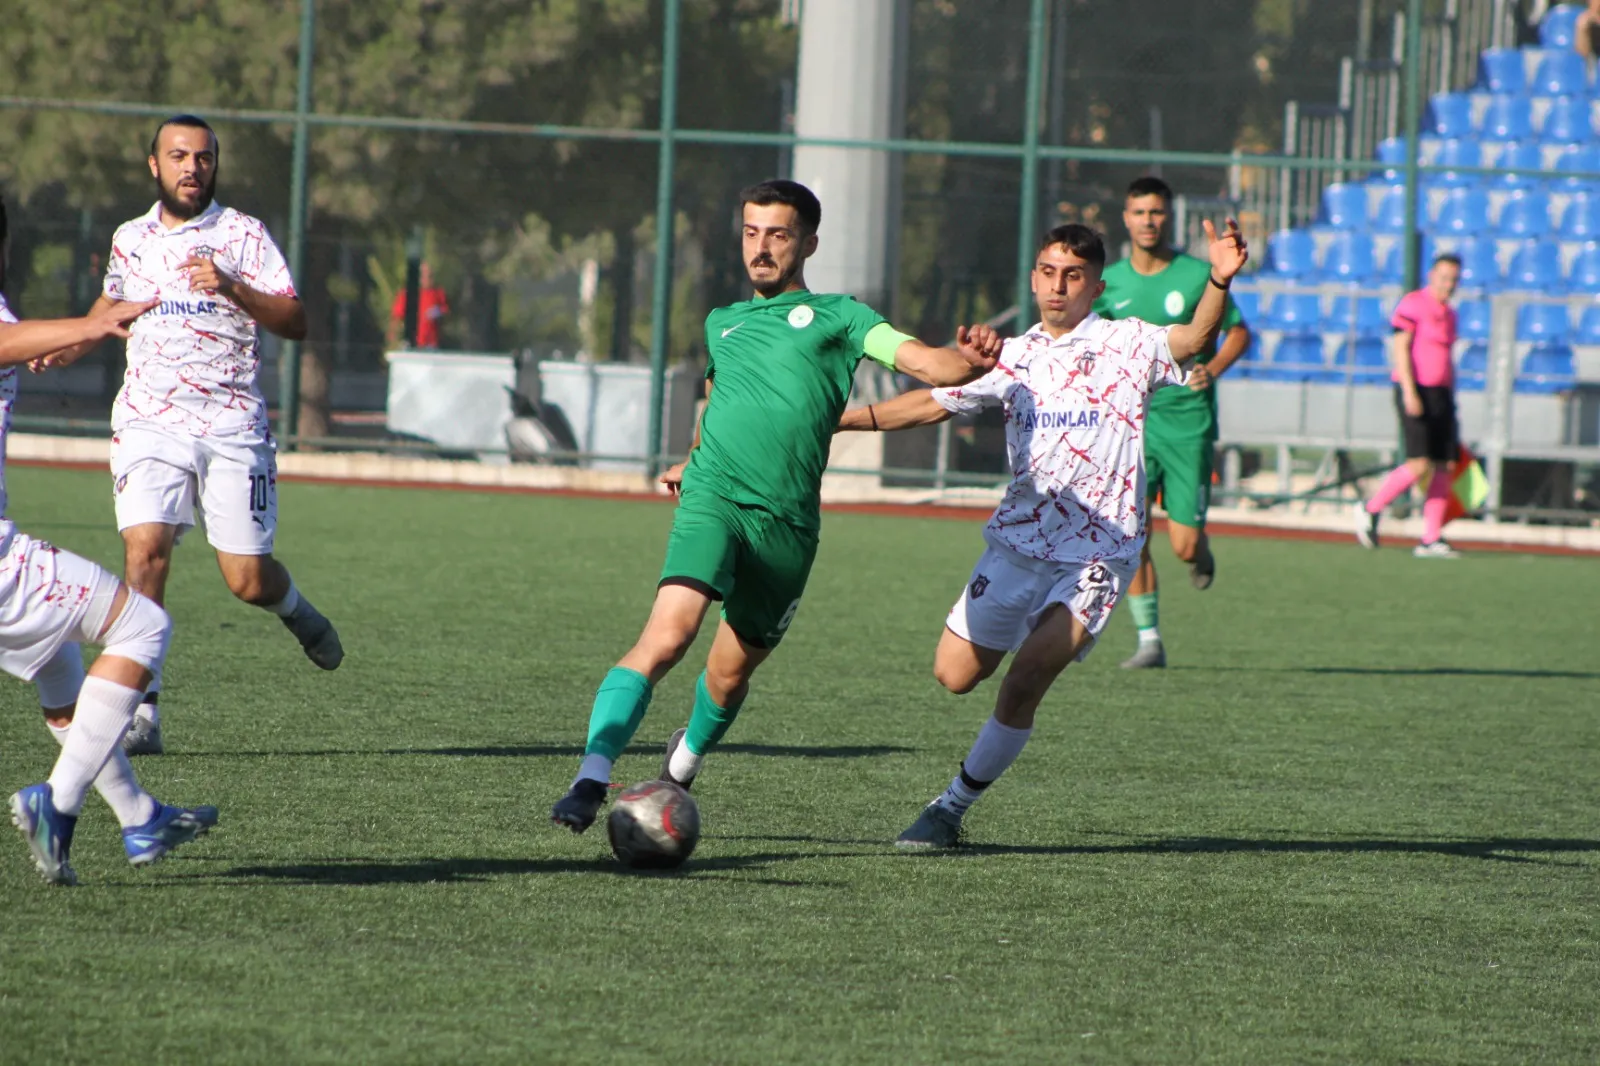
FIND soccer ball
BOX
[607,780,700,870]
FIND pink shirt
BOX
[1390,289,1456,388]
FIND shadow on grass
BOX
[175,743,915,760]
[723,832,1600,865]
[178,850,870,887]
[1172,665,1600,680]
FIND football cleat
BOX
[1120,639,1167,670]
[282,600,344,670]
[896,802,964,850]
[658,727,696,789]
[1189,538,1216,590]
[123,803,220,866]
[122,712,164,756]
[1413,538,1461,559]
[550,778,610,834]
[10,783,78,886]
[1353,503,1380,549]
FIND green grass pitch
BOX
[1,465,1596,1064]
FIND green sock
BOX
[583,667,653,761]
[684,672,743,756]
[1128,592,1160,640]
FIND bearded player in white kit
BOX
[40,115,343,754]
[838,218,1248,848]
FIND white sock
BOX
[46,676,143,816]
[267,580,301,618]
[1138,627,1162,645]
[668,742,703,783]
[936,716,1034,816]
[46,722,157,828]
[575,753,613,786]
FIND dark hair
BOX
[1432,252,1462,269]
[738,179,821,235]
[1036,223,1106,270]
[1126,175,1174,203]
[149,114,218,158]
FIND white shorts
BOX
[111,426,277,555]
[0,533,118,682]
[945,544,1137,663]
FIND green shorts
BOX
[1146,428,1214,530]
[659,489,818,649]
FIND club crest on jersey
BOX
[787,305,814,329]
[969,574,990,599]
[1164,290,1186,317]
[1018,408,1100,431]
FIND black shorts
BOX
[1395,384,1457,462]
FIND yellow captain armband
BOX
[862,323,915,369]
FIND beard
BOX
[746,255,797,295]
[156,172,217,220]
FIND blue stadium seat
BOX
[1478,49,1527,94]
[1542,3,1583,49]
[1457,299,1492,340]
[1324,295,1389,336]
[1265,230,1317,278]
[1516,302,1571,340]
[1542,95,1595,144]
[1577,303,1600,343]
[1532,50,1589,97]
[1458,342,1489,391]
[1569,243,1600,289]
[1507,240,1566,291]
[1321,232,1377,282]
[1482,95,1533,141]
[1269,292,1323,330]
[1375,137,1409,167]
[1454,236,1506,290]
[1372,185,1414,232]
[1333,337,1391,383]
[1229,289,1261,325]
[1518,345,1577,392]
[1264,334,1328,382]
[1427,92,1476,138]
[1500,189,1553,237]
[1376,243,1406,283]
[1560,193,1600,238]
[1430,138,1482,185]
[1432,186,1490,233]
[1555,143,1600,189]
[1319,182,1369,228]
[1494,141,1547,187]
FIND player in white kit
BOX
[837,219,1248,848]
[1,214,219,883]
[39,115,343,755]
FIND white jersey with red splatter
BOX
[0,295,20,516]
[931,313,1187,566]
[104,201,296,441]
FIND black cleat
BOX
[550,778,609,833]
[1189,538,1216,590]
[658,727,696,790]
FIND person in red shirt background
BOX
[388,261,449,350]
[1354,253,1463,558]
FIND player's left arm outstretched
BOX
[181,255,307,340]
[1167,218,1248,363]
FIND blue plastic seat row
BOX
[1478,46,1596,99]
[1266,228,1600,292]
[1421,188,1600,239]
[1243,334,1577,392]
[1431,90,1597,140]
[1457,342,1578,393]
[1370,140,1600,189]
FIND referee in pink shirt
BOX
[1355,253,1463,557]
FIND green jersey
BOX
[690,289,891,531]
[1094,253,1242,436]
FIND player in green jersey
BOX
[550,179,1004,832]
[1093,176,1252,669]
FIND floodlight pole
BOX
[1014,0,1049,327]
[280,0,315,447]
[1400,0,1423,292]
[646,0,682,478]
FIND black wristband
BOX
[1209,274,1230,291]
[868,404,879,431]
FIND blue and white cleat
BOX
[10,783,78,886]
[122,803,220,866]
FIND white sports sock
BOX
[934,717,1033,817]
[934,774,985,817]
[267,580,301,618]
[46,676,143,816]
[667,743,703,783]
[46,722,157,828]
[1138,627,1162,645]
[575,753,613,786]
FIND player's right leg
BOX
[113,427,198,754]
[550,494,738,833]
[1122,443,1167,670]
